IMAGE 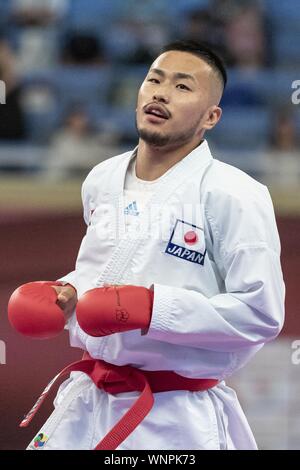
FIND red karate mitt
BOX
[8,281,66,339]
[76,285,153,337]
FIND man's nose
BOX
[153,91,170,104]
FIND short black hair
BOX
[160,40,227,90]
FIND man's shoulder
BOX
[203,157,269,204]
[82,149,133,188]
[89,149,132,177]
[202,154,279,253]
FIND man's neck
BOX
[135,139,203,181]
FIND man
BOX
[8,40,285,450]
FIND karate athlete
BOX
[8,40,285,450]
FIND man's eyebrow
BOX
[149,67,165,77]
[149,68,196,83]
[174,72,196,83]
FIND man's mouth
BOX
[144,103,170,120]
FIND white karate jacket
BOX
[32,140,285,450]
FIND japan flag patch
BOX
[165,219,206,265]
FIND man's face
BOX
[136,50,222,149]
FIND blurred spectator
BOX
[265,107,300,186]
[61,32,106,66]
[211,0,247,23]
[0,38,27,141]
[11,0,68,72]
[11,0,68,26]
[180,7,230,63]
[224,3,269,71]
[16,28,59,71]
[44,105,121,180]
[270,107,298,152]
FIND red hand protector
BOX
[76,285,154,337]
[8,281,66,339]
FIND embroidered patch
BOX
[165,219,206,265]
[33,432,49,449]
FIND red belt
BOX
[21,352,218,450]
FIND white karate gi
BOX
[27,140,285,450]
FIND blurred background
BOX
[0,0,299,450]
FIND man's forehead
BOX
[150,51,211,78]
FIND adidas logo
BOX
[124,201,139,216]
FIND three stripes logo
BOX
[124,201,139,216]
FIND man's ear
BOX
[202,106,222,131]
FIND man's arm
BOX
[75,242,284,349]
[146,243,284,352]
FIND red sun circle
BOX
[184,230,198,245]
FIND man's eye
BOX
[147,78,160,83]
[176,84,190,91]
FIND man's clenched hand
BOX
[52,284,78,321]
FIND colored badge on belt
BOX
[33,432,49,448]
